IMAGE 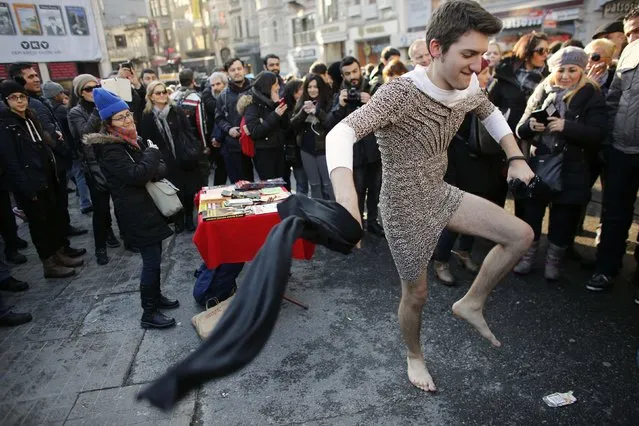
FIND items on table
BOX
[198,184,290,221]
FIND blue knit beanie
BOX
[93,88,129,121]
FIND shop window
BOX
[114,35,127,48]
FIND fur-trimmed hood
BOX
[236,94,253,116]
[83,132,143,148]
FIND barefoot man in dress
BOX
[326,0,535,392]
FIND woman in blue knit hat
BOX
[84,88,178,329]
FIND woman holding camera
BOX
[514,47,607,280]
[240,71,289,181]
[85,88,178,329]
[140,81,202,233]
[290,74,334,200]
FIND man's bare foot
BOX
[452,299,501,347]
[407,356,437,392]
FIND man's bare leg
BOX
[399,270,437,392]
[446,193,534,347]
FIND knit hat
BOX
[93,88,129,121]
[592,20,624,39]
[547,46,588,71]
[72,73,99,97]
[42,81,64,99]
[0,80,28,101]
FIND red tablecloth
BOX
[193,206,316,269]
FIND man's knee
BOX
[509,220,534,254]
[401,279,428,305]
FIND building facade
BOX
[228,0,261,74]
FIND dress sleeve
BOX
[473,92,512,144]
[326,79,409,173]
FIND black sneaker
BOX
[67,226,88,237]
[5,250,27,264]
[0,277,29,292]
[95,249,109,266]
[0,311,33,327]
[586,273,613,292]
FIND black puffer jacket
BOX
[241,89,289,150]
[85,133,172,248]
[215,79,251,153]
[488,57,546,134]
[68,101,106,190]
[517,82,608,205]
[0,109,56,199]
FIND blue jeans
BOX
[301,151,333,200]
[139,243,162,285]
[68,160,92,210]
[292,166,309,196]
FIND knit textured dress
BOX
[333,73,502,282]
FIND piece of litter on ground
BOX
[569,338,576,343]
[221,392,229,398]
[602,361,612,368]
[543,391,577,407]
[347,317,352,321]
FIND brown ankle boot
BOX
[434,261,456,286]
[54,250,84,268]
[454,250,480,272]
[43,256,75,279]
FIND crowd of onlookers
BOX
[1,6,638,328]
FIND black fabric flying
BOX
[137,195,362,410]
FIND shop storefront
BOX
[317,22,347,64]
[289,45,320,76]
[348,20,398,66]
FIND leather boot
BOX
[454,250,480,273]
[513,240,539,275]
[55,249,84,268]
[544,243,566,281]
[434,260,456,286]
[155,279,180,309]
[43,256,75,279]
[140,284,176,329]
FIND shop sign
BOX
[293,47,317,60]
[604,0,639,17]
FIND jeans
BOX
[0,190,20,254]
[524,198,583,247]
[0,235,11,283]
[68,160,92,210]
[15,185,66,260]
[596,148,639,276]
[300,151,334,200]
[354,160,382,222]
[139,243,162,286]
[222,150,254,183]
[87,180,112,250]
[210,147,228,185]
[292,166,309,196]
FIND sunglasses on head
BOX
[590,53,601,61]
[81,84,101,93]
[533,47,549,55]
[153,89,168,95]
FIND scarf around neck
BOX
[107,124,139,149]
[229,79,250,94]
[153,105,176,158]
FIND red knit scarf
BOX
[107,124,140,149]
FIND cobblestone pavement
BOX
[0,188,637,425]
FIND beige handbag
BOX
[191,295,235,340]
[126,151,183,217]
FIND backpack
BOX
[192,262,244,307]
[239,116,255,158]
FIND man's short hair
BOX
[179,68,194,86]
[224,57,244,71]
[408,39,427,59]
[310,62,328,75]
[625,5,639,21]
[340,56,361,70]
[140,68,157,79]
[263,54,280,66]
[425,0,502,55]
[381,47,401,62]
[9,63,34,79]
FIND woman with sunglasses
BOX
[84,88,178,329]
[488,31,549,219]
[68,74,122,265]
[140,81,202,233]
[584,39,616,95]
[514,47,607,280]
[0,81,79,279]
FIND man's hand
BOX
[118,67,141,89]
[211,138,221,148]
[55,130,64,141]
[529,117,545,132]
[339,89,348,107]
[360,92,371,104]
[507,159,534,185]
[229,127,240,138]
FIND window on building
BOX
[323,0,339,23]
[164,28,173,44]
[149,0,169,17]
[114,34,127,48]
[273,20,278,42]
[234,16,243,39]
